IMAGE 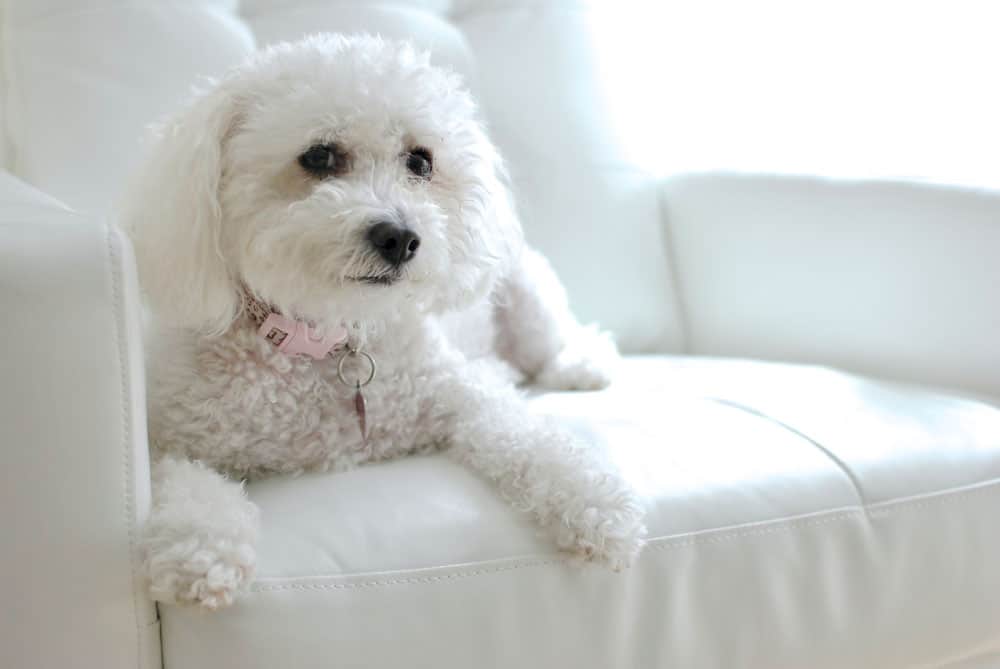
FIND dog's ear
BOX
[121,81,242,335]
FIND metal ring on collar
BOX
[336,348,376,388]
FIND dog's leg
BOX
[140,454,258,609]
[438,371,645,569]
[494,247,620,391]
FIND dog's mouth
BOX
[350,273,400,286]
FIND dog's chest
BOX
[148,327,447,478]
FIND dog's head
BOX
[124,34,522,334]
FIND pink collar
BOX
[243,294,348,360]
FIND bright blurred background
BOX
[589,0,1000,188]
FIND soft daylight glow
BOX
[588,0,1000,188]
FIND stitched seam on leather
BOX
[106,225,144,668]
[249,476,1000,592]
[251,558,564,592]
[705,396,868,506]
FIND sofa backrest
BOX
[3,1,999,397]
[663,173,1000,399]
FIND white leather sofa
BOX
[2,2,1000,668]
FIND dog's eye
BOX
[298,144,348,176]
[405,147,433,179]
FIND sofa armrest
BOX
[0,173,159,668]
[661,172,1000,399]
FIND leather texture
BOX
[2,1,1000,668]
[160,358,1000,668]
[0,173,159,669]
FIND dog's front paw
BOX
[554,491,647,571]
[534,328,619,391]
[144,535,256,610]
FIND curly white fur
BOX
[123,34,644,609]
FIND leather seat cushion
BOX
[160,357,1000,668]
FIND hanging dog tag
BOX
[336,347,376,447]
[354,381,368,442]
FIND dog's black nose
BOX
[367,221,420,265]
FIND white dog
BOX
[124,34,645,610]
